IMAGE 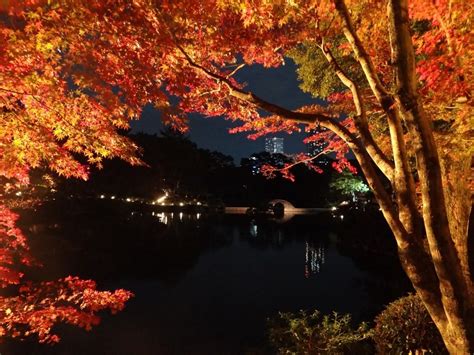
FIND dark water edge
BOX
[1,199,412,355]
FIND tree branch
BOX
[333,0,420,240]
[332,0,447,322]
[388,0,473,339]
[175,43,335,124]
[333,0,390,104]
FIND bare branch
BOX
[271,148,334,175]
[333,0,420,240]
[226,63,246,79]
[333,0,390,105]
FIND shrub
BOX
[373,293,447,354]
[268,310,372,354]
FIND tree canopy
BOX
[329,170,369,199]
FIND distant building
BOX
[248,155,260,175]
[307,129,329,166]
[241,152,291,175]
[265,137,284,154]
[307,139,325,157]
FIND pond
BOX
[2,199,412,354]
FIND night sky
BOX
[131,59,317,164]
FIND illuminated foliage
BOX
[0,276,132,343]
[329,171,369,198]
[0,206,132,343]
[268,309,371,354]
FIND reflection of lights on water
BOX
[157,212,168,225]
[305,241,325,278]
[340,215,344,220]
[179,212,183,220]
[152,211,155,216]
[277,230,284,244]
[196,213,201,220]
[250,220,258,237]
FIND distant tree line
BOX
[58,132,350,207]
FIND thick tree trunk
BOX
[186,0,473,350]
[387,0,474,353]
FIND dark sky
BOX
[131,59,317,164]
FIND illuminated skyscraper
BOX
[265,137,284,154]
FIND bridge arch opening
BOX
[268,199,295,216]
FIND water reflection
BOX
[141,211,203,225]
[8,199,411,355]
[246,219,326,279]
[250,219,258,237]
[157,212,168,225]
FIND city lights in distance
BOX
[155,192,168,204]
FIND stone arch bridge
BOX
[225,199,331,215]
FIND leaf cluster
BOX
[329,171,369,197]
[287,40,364,100]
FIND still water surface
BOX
[3,200,411,354]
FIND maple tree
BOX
[0,0,472,352]
[0,205,132,343]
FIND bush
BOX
[268,310,372,354]
[373,293,447,354]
